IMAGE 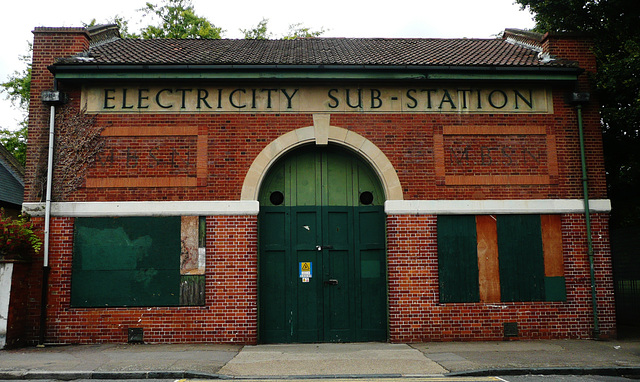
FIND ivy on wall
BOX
[35,106,105,201]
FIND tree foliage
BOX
[0,208,42,260]
[283,23,326,40]
[516,0,640,227]
[140,0,223,39]
[242,18,326,40]
[0,44,31,166]
[242,18,272,40]
[1,47,31,111]
[0,126,27,166]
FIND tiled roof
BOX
[57,37,575,68]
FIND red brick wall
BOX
[542,33,604,195]
[25,28,90,202]
[387,213,616,341]
[40,109,606,203]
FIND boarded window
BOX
[71,216,207,308]
[437,214,565,303]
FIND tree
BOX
[0,44,31,166]
[0,126,27,166]
[516,0,640,227]
[283,23,326,40]
[1,45,31,111]
[242,18,272,40]
[140,0,223,39]
[242,18,325,40]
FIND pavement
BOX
[0,339,639,380]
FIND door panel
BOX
[323,207,354,341]
[293,207,322,342]
[326,151,353,206]
[356,207,387,341]
[259,208,290,343]
[324,248,351,340]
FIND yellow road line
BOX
[181,378,501,382]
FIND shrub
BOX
[0,208,42,261]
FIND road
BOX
[3,376,634,382]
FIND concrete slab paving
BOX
[1,339,639,379]
[411,340,640,373]
[218,343,448,377]
[0,343,241,374]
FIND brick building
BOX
[14,24,614,344]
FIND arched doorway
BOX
[258,144,387,343]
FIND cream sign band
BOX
[83,86,552,114]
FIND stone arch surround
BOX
[240,114,403,201]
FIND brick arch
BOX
[240,120,403,201]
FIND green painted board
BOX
[497,215,545,302]
[437,215,480,303]
[71,217,181,307]
[545,276,567,301]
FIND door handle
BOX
[324,279,339,286]
[316,245,334,251]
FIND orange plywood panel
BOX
[476,215,501,303]
[541,214,564,277]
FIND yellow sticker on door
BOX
[299,262,312,278]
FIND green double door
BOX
[259,145,387,343]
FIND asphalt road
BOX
[2,376,631,382]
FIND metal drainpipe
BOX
[39,82,59,346]
[576,100,600,338]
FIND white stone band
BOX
[384,199,612,215]
[23,201,260,217]
[22,199,611,217]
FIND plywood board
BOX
[476,215,501,303]
[541,214,564,277]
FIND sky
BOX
[0,0,536,132]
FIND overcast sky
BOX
[0,0,536,131]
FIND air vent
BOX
[503,322,519,337]
[128,328,144,343]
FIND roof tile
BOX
[57,37,575,68]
